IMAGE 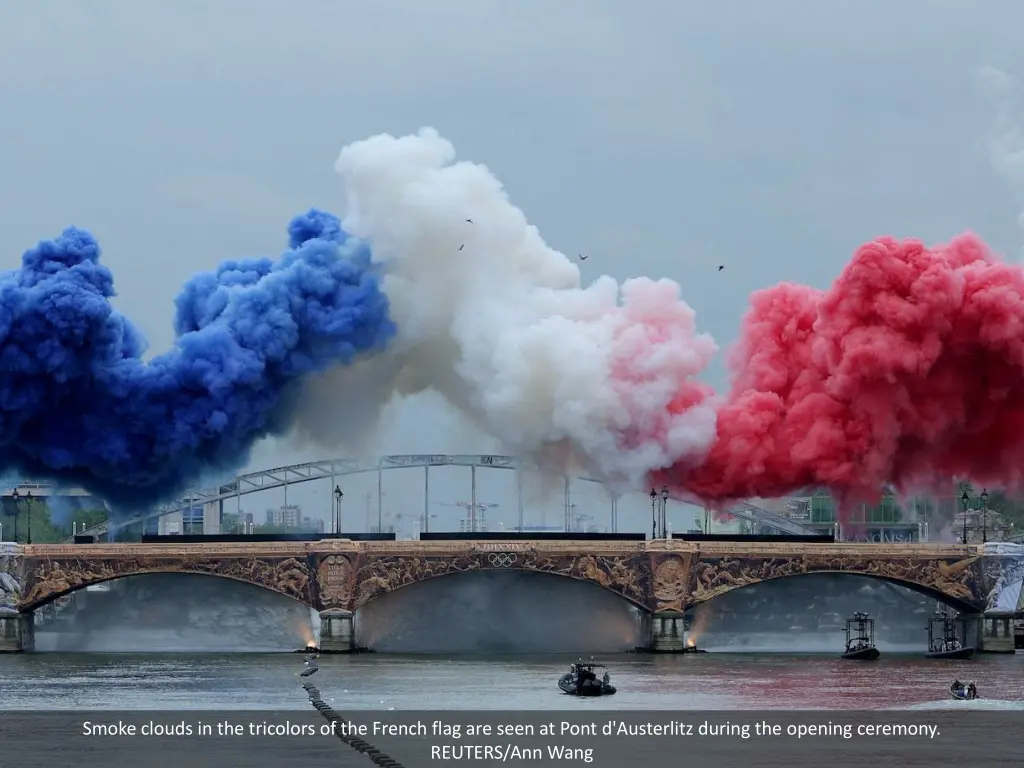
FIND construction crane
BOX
[439,501,499,532]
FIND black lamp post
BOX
[333,485,344,535]
[11,489,32,544]
[10,488,18,542]
[660,486,669,539]
[960,490,970,545]
[649,488,657,540]
[980,488,989,544]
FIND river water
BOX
[3,573,1023,712]
[2,652,1022,710]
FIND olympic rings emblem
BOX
[487,552,518,568]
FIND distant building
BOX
[301,516,324,533]
[1,481,106,516]
[762,488,932,542]
[459,516,488,532]
[265,504,302,528]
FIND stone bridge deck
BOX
[1,539,1009,618]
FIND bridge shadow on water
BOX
[355,570,640,654]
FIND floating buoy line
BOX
[300,661,408,768]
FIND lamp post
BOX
[11,489,32,544]
[650,488,657,540]
[333,485,344,535]
[980,488,989,544]
[960,490,970,545]
[660,486,669,540]
[9,489,17,542]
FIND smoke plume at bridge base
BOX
[33,574,315,653]
[355,570,640,654]
[686,573,944,653]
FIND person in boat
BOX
[967,682,977,699]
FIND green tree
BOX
[252,523,299,534]
[983,490,1024,534]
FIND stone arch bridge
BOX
[2,540,1020,653]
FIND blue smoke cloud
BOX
[0,209,394,514]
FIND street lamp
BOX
[980,488,989,544]
[9,489,18,542]
[660,486,669,540]
[960,490,970,545]
[647,487,655,540]
[11,489,32,544]
[333,485,344,535]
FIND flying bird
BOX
[465,218,473,224]
[718,265,724,271]
[578,254,588,261]
[459,244,464,251]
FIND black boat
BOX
[925,611,975,659]
[558,658,616,697]
[950,680,979,700]
[841,612,880,660]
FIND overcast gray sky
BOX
[2,1,1023,534]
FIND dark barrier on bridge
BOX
[139,532,397,543]
[419,531,647,541]
[672,533,835,543]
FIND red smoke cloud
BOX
[658,233,1024,513]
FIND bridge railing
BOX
[21,539,987,557]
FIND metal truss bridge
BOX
[71,454,818,540]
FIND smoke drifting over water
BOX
[34,574,314,653]
[356,571,640,653]
[688,574,941,653]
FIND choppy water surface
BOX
[1,652,1022,710]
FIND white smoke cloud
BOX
[293,128,718,491]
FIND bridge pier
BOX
[637,611,687,653]
[979,613,1016,653]
[318,609,358,653]
[0,610,34,652]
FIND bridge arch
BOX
[690,570,982,614]
[20,556,312,612]
[350,550,652,613]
